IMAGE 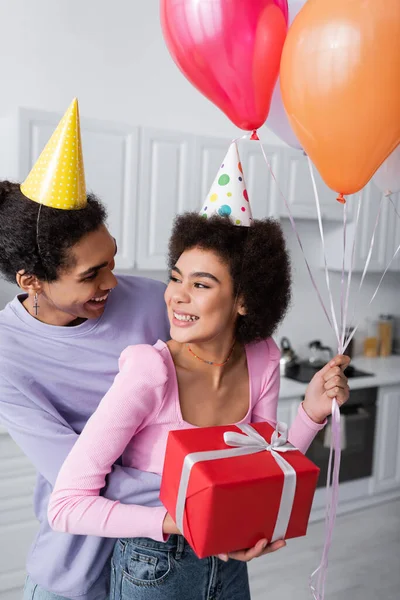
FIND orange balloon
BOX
[280,0,400,198]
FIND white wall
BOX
[0,0,285,141]
[0,0,398,359]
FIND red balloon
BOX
[160,0,287,131]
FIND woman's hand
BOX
[303,354,351,424]
[162,512,180,535]
[217,538,286,562]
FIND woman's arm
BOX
[0,369,160,505]
[250,339,326,454]
[48,345,169,540]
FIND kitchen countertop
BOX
[1,357,400,436]
[280,355,400,399]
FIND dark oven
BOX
[305,386,378,488]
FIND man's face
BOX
[38,225,118,323]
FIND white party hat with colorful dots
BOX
[21,98,87,210]
[199,141,253,226]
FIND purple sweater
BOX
[0,276,170,599]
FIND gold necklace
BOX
[187,341,236,367]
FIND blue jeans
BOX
[111,536,251,600]
[23,574,109,600]
[23,576,72,600]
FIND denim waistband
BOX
[119,535,189,554]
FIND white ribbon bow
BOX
[175,423,298,544]
[224,421,295,453]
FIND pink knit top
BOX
[48,339,324,542]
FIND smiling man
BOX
[18,225,119,326]
[0,99,170,600]
[0,184,169,600]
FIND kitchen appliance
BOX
[279,337,297,376]
[343,327,355,359]
[284,338,374,383]
[306,386,378,488]
[307,340,334,367]
[285,361,373,383]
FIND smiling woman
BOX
[167,212,292,345]
[48,209,351,600]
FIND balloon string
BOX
[35,204,47,275]
[346,197,383,344]
[256,138,334,330]
[307,157,341,348]
[344,200,400,353]
[388,194,400,220]
[256,139,344,599]
[256,135,397,599]
[342,195,362,349]
[340,202,347,349]
[307,157,344,600]
[232,132,253,144]
[310,399,341,600]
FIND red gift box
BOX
[160,421,320,559]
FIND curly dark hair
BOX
[0,181,107,283]
[168,213,291,344]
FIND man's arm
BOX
[0,373,160,504]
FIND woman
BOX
[0,180,169,600]
[49,212,350,600]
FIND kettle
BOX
[308,340,334,367]
[280,337,298,376]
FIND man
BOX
[0,100,169,600]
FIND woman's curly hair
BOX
[0,181,107,283]
[168,213,291,345]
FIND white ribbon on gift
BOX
[175,422,298,543]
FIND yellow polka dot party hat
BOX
[21,98,86,210]
[199,141,253,226]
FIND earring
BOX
[33,293,40,317]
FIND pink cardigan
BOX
[48,339,324,542]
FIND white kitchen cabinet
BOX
[193,135,231,205]
[136,132,286,270]
[239,141,283,219]
[136,127,197,270]
[276,401,292,428]
[15,107,398,274]
[0,427,37,600]
[371,384,400,494]
[386,192,400,272]
[347,184,391,272]
[324,182,394,272]
[277,397,301,428]
[18,108,140,270]
[281,149,349,221]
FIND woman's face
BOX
[33,225,118,322]
[165,247,243,344]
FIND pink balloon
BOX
[266,0,306,148]
[274,0,289,22]
[373,144,400,195]
[161,0,288,131]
